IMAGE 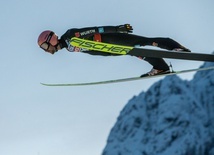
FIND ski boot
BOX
[141,68,171,77]
[173,45,191,52]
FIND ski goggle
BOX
[40,32,58,51]
[40,42,50,51]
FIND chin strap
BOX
[54,44,59,52]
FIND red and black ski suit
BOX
[58,25,189,71]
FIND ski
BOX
[70,37,214,62]
[41,66,214,87]
[70,37,132,55]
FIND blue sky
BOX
[0,0,214,155]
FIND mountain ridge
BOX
[103,61,214,155]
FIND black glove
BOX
[116,24,133,33]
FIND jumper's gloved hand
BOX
[116,24,133,33]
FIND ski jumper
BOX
[59,26,185,71]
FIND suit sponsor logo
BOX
[75,32,80,37]
[71,38,132,54]
[80,29,96,36]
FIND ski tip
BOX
[40,83,50,86]
[40,82,70,87]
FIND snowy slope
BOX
[103,61,214,155]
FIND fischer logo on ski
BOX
[70,37,133,55]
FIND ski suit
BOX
[58,25,186,71]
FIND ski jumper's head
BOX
[38,30,59,54]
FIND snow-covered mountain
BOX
[103,61,214,155]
